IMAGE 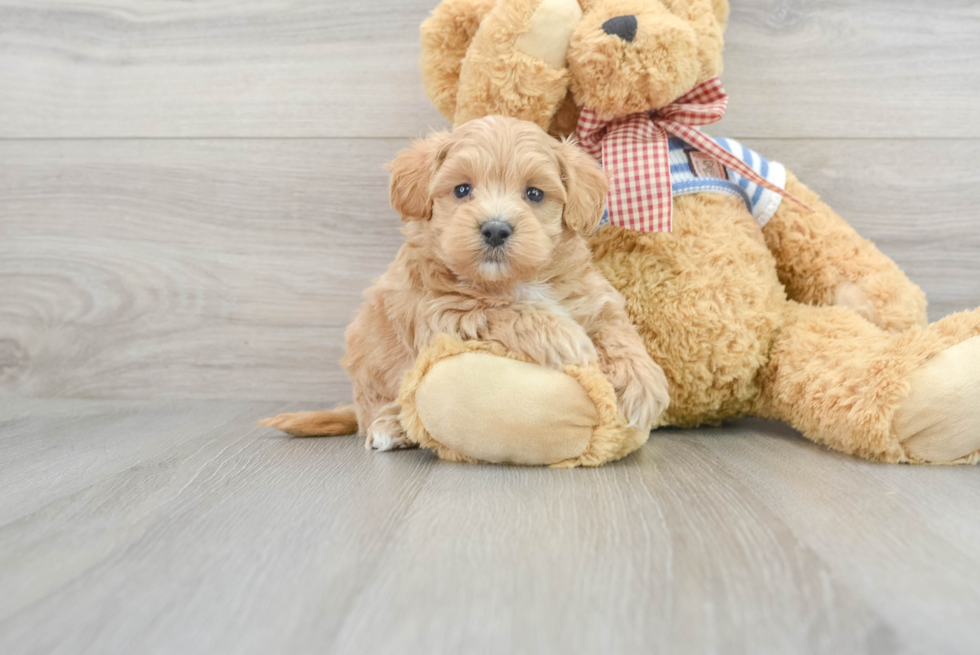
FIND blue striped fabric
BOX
[599,135,786,229]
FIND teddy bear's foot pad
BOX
[414,352,597,465]
[894,335,980,464]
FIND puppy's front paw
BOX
[617,360,670,431]
[530,325,598,370]
[548,330,598,369]
[508,319,597,369]
[365,416,414,452]
[365,431,414,452]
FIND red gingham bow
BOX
[576,77,810,232]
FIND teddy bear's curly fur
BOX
[415,0,980,464]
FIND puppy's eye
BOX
[525,187,544,204]
[453,184,472,199]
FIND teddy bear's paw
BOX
[833,282,877,324]
[616,360,671,431]
[513,0,582,69]
[834,277,927,333]
[894,335,980,464]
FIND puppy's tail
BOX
[258,404,358,437]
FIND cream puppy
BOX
[262,116,669,451]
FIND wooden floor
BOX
[2,0,980,653]
[2,400,980,654]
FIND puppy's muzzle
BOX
[480,220,513,248]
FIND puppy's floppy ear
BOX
[556,139,609,236]
[387,131,451,221]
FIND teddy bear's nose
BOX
[601,15,638,43]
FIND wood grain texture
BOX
[2,399,979,654]
[713,0,980,138]
[1,0,979,138]
[689,420,980,655]
[0,139,407,401]
[3,138,979,400]
[0,0,447,139]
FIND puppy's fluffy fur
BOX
[262,116,669,450]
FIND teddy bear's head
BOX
[567,0,727,117]
[421,0,729,134]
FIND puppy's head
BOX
[388,116,608,287]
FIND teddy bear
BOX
[396,0,980,465]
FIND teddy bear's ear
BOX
[711,0,730,26]
[420,0,498,122]
[386,132,451,222]
[556,139,609,236]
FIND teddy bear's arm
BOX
[420,0,498,123]
[763,171,928,332]
[452,0,581,131]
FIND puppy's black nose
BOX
[602,15,637,43]
[481,220,513,248]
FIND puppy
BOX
[261,116,669,451]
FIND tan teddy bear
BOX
[406,0,980,465]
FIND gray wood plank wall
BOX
[2,0,979,402]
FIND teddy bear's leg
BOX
[755,302,980,464]
[452,0,581,130]
[398,336,648,467]
[762,171,928,333]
